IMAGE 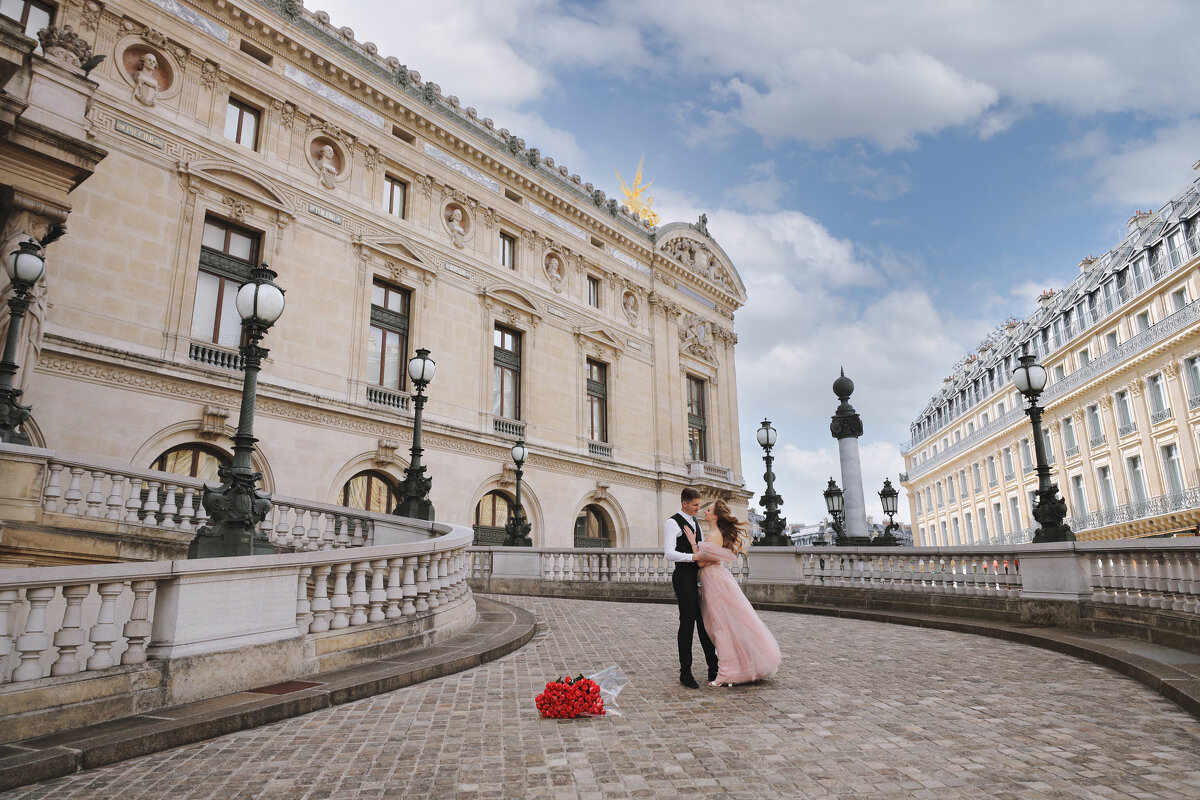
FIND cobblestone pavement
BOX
[5,595,1200,800]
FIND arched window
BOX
[341,470,399,514]
[474,490,513,545]
[151,444,230,482]
[574,504,610,548]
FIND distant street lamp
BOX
[503,439,533,546]
[0,240,46,445]
[194,264,285,557]
[876,477,900,546]
[1012,353,1074,543]
[823,477,845,546]
[755,418,789,546]
[395,348,436,520]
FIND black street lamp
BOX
[1012,353,1074,543]
[755,418,789,546]
[503,439,533,546]
[876,477,900,546]
[823,477,845,545]
[395,348,436,520]
[193,264,285,557]
[0,240,46,445]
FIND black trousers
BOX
[672,565,718,676]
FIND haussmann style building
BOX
[0,0,751,564]
[901,168,1200,546]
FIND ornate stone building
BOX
[0,0,750,552]
[902,170,1200,544]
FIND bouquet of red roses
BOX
[535,674,606,718]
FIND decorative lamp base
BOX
[191,467,279,557]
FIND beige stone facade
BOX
[902,173,1200,545]
[0,0,750,553]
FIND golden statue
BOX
[615,155,659,226]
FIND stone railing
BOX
[469,546,749,591]
[187,342,243,371]
[365,386,409,411]
[1,444,433,558]
[1067,486,1200,533]
[587,441,613,459]
[0,525,474,740]
[687,461,734,482]
[492,418,524,437]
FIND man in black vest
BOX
[664,487,719,688]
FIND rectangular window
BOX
[925,487,933,510]
[1086,404,1102,440]
[1020,438,1032,469]
[1147,373,1167,414]
[0,0,52,38]
[1136,311,1151,332]
[1187,356,1200,398]
[1106,331,1119,352]
[936,482,944,507]
[586,359,608,443]
[978,506,989,543]
[500,232,516,270]
[191,216,259,347]
[947,476,955,501]
[1054,364,1066,382]
[964,513,974,543]
[367,281,411,391]
[382,175,407,219]
[958,469,968,497]
[1098,465,1116,510]
[224,98,260,150]
[992,502,1004,536]
[914,492,922,516]
[1115,390,1133,429]
[1078,348,1090,366]
[1002,448,1014,477]
[972,463,982,492]
[1009,496,1021,534]
[1172,288,1189,312]
[493,325,521,420]
[1070,474,1087,515]
[686,376,707,462]
[1126,455,1148,503]
[987,456,997,483]
[939,522,948,547]
[952,517,961,546]
[1042,429,1054,461]
[587,275,601,308]
[1062,417,1076,450]
[1162,443,1185,495]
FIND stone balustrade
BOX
[0,524,474,742]
[470,547,749,587]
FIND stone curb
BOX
[0,597,536,793]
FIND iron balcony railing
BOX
[1067,486,1200,532]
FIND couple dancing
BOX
[665,488,781,688]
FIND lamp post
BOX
[823,477,845,546]
[877,477,900,546]
[0,240,46,445]
[755,418,789,546]
[1012,353,1074,543]
[503,439,533,546]
[193,264,285,557]
[394,348,436,520]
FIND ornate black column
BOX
[0,241,44,445]
[756,419,789,546]
[395,348,435,521]
[503,439,532,546]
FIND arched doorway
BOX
[340,470,399,514]
[574,504,610,548]
[474,490,513,545]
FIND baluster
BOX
[42,463,64,512]
[438,552,452,604]
[385,558,404,619]
[329,563,352,629]
[274,506,292,548]
[1092,555,1113,604]
[321,513,338,550]
[124,477,144,523]
[87,582,125,671]
[401,556,418,616]
[105,475,126,520]
[0,588,17,681]
[1008,558,1021,598]
[51,584,91,676]
[309,565,333,632]
[426,554,442,609]
[415,555,431,612]
[63,467,85,515]
[351,518,367,547]
[142,481,161,527]
[307,511,322,550]
[83,471,106,517]
[178,486,196,532]
[193,495,209,529]
[291,509,309,550]
[295,567,313,634]
[1144,553,1164,608]
[160,484,179,530]
[122,580,156,665]
[1180,553,1199,614]
[1163,552,1186,612]
[334,514,352,549]
[12,587,55,681]
[349,561,370,625]
[368,559,388,622]
[1130,556,1150,607]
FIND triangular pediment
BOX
[180,159,291,213]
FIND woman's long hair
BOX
[709,500,749,555]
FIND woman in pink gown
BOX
[683,500,781,686]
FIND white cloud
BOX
[724,161,787,210]
[1088,120,1200,207]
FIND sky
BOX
[316,0,1200,525]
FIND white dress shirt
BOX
[663,513,701,563]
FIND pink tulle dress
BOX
[697,541,781,684]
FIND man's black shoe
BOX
[679,672,699,689]
[708,669,718,682]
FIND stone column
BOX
[830,370,869,541]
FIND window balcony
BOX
[1004,472,1015,483]
[588,441,613,459]
[1150,408,1173,425]
[988,478,998,489]
[188,342,243,371]
[1089,433,1106,448]
[1118,422,1138,438]
[1064,445,1080,459]
[686,461,733,482]
[1023,464,1037,475]
[1189,394,1200,411]
[493,418,525,438]
[366,386,409,411]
